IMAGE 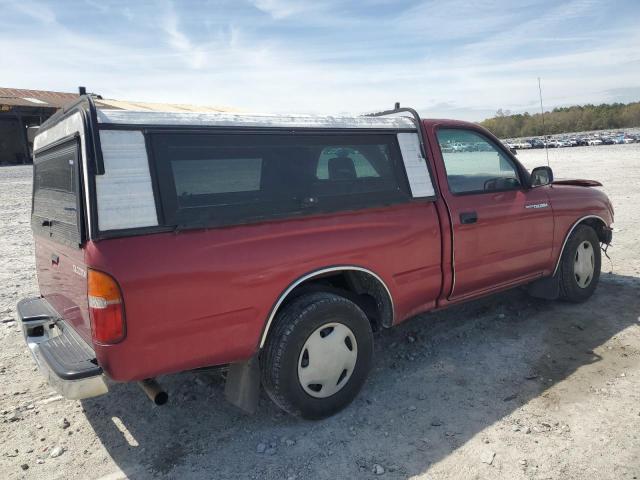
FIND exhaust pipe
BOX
[138,378,168,406]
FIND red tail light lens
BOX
[88,269,126,344]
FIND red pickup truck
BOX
[18,97,613,419]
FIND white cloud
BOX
[8,0,57,24]
[83,0,109,14]
[248,0,311,19]
[161,1,207,69]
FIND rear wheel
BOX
[261,292,373,419]
[559,225,601,302]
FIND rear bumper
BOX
[17,297,108,400]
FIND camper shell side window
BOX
[148,131,413,228]
[31,136,84,247]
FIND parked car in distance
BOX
[506,131,638,149]
[17,97,614,419]
[528,138,545,149]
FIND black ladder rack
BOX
[365,103,427,159]
[365,103,439,198]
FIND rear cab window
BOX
[32,137,83,246]
[149,133,412,228]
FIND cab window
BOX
[436,129,521,194]
[316,147,382,179]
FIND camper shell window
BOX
[149,132,411,228]
[31,138,83,246]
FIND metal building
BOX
[0,88,79,165]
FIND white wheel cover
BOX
[298,322,358,398]
[574,240,595,288]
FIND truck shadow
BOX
[81,274,640,479]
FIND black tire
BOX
[559,224,601,302]
[261,292,373,420]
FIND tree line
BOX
[479,101,640,138]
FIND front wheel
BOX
[261,292,373,419]
[559,224,601,302]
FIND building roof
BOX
[95,98,239,113]
[0,87,79,108]
[1,87,240,117]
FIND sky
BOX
[1,0,639,120]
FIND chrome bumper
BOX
[18,298,108,400]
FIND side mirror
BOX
[530,166,553,187]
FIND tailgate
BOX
[31,137,92,343]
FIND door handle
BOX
[459,211,478,224]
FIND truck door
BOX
[430,127,554,300]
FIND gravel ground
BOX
[1,144,639,480]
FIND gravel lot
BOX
[1,144,639,480]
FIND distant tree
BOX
[479,101,640,138]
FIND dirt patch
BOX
[1,144,639,479]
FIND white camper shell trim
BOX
[397,132,436,198]
[96,109,418,130]
[96,131,159,231]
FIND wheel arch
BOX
[552,215,609,276]
[258,266,394,349]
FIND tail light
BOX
[88,269,126,344]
